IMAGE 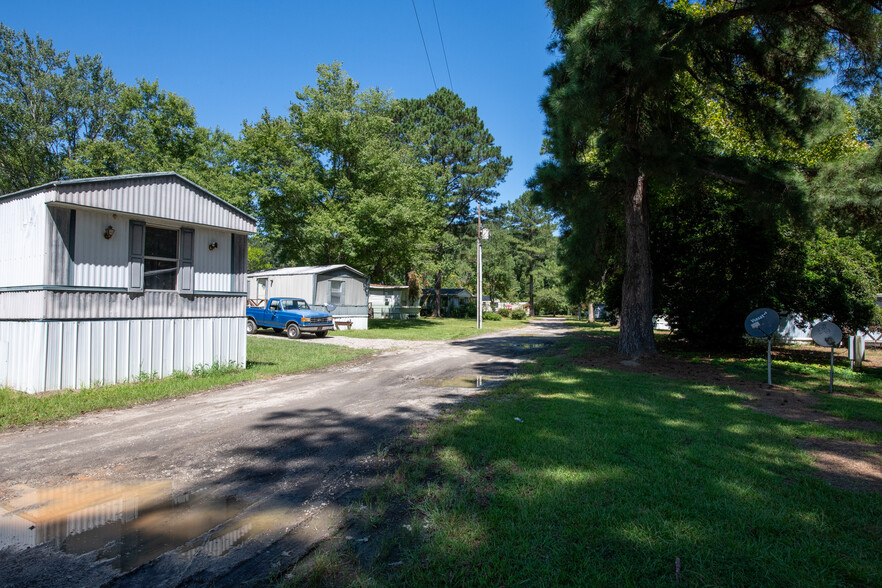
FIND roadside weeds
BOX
[0,338,374,429]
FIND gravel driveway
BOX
[0,319,570,587]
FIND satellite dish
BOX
[745,308,780,338]
[812,321,842,347]
[326,303,337,312]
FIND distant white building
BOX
[247,265,369,329]
[0,172,256,393]
[369,284,420,319]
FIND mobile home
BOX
[0,172,256,393]
[247,265,369,329]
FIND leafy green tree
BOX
[237,63,436,283]
[444,212,517,311]
[0,23,119,193]
[66,79,245,208]
[807,92,882,259]
[533,288,568,316]
[535,0,882,357]
[652,180,807,348]
[247,235,275,272]
[395,87,511,317]
[797,228,882,332]
[855,86,882,145]
[506,192,558,316]
[481,218,518,307]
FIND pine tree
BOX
[395,88,511,317]
[535,0,882,357]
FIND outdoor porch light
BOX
[208,241,219,250]
[104,225,115,239]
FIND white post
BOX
[477,202,483,330]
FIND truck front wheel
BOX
[314,331,328,338]
[286,323,302,339]
[246,318,257,335]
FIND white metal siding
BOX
[48,177,254,233]
[0,506,37,549]
[0,291,47,319]
[316,274,368,306]
[195,228,232,292]
[71,208,128,288]
[246,275,314,301]
[0,192,46,288]
[333,316,368,330]
[369,290,405,307]
[0,321,47,391]
[43,291,244,320]
[0,317,246,393]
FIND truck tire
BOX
[314,331,328,338]
[286,323,301,339]
[246,318,257,335]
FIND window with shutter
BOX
[143,227,179,290]
[128,220,145,293]
[179,228,194,294]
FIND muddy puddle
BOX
[419,375,504,388]
[504,342,551,349]
[0,480,252,571]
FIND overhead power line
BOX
[411,0,437,90]
[432,0,454,90]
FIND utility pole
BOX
[476,202,483,330]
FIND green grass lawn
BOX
[331,317,529,341]
[284,326,882,586]
[0,337,372,430]
[673,342,882,425]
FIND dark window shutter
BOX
[231,233,247,292]
[128,220,145,293]
[179,228,195,294]
[47,207,75,285]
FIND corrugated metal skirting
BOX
[0,317,246,393]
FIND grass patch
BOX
[283,332,882,585]
[0,337,372,429]
[682,343,882,424]
[331,317,529,341]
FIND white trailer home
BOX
[368,284,420,319]
[0,172,256,393]
[247,265,369,329]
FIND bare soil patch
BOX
[575,332,882,493]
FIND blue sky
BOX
[3,1,557,205]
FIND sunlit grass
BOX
[698,349,882,423]
[0,337,372,429]
[284,331,882,586]
[330,317,529,340]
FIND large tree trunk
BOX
[588,302,595,323]
[432,270,443,318]
[619,172,656,358]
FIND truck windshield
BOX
[280,299,310,311]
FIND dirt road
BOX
[0,319,569,587]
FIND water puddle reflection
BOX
[504,342,551,349]
[420,375,503,388]
[0,480,251,571]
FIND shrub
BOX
[497,308,512,318]
[511,309,527,320]
[447,301,478,319]
[483,312,502,321]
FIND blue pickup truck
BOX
[246,298,335,339]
